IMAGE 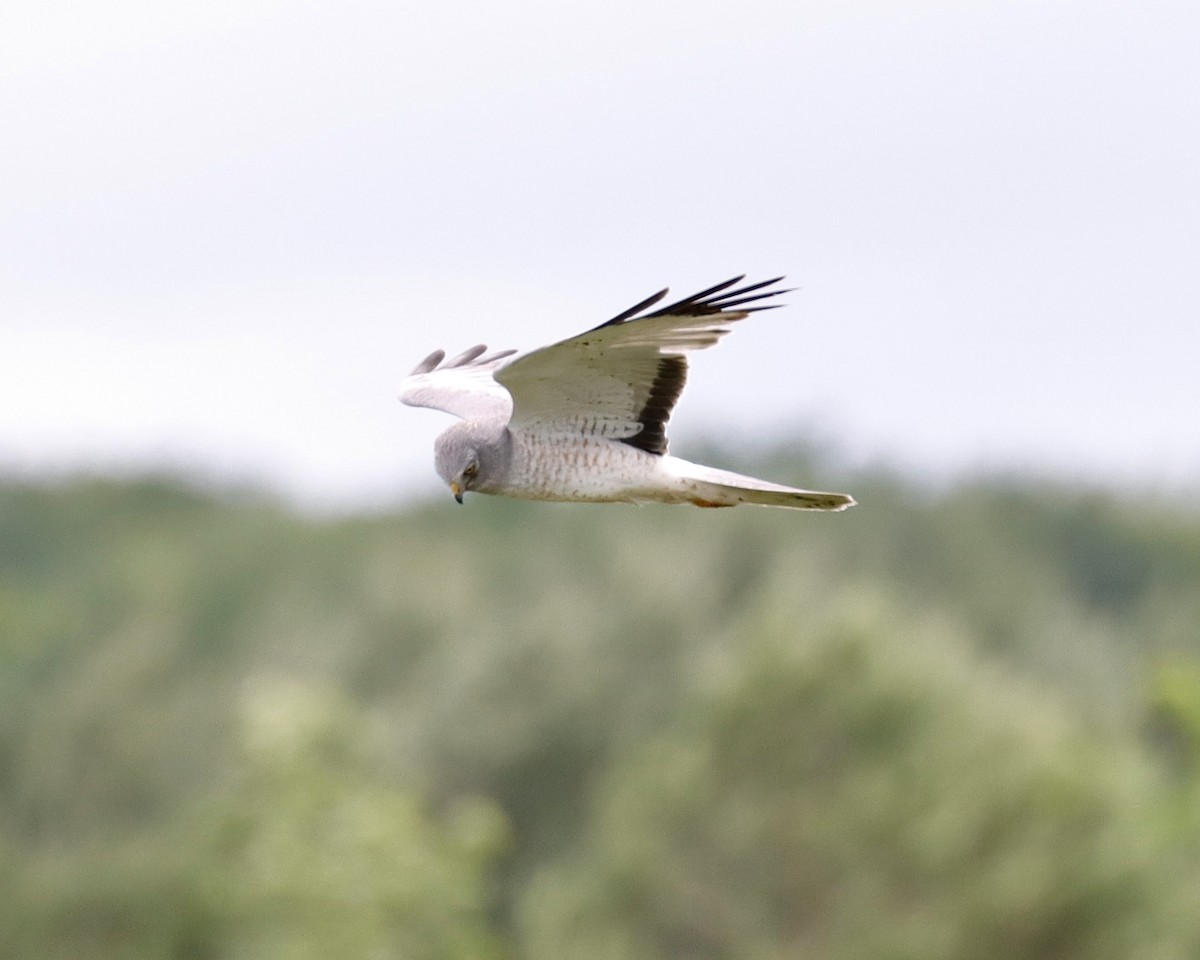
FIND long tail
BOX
[663,458,856,511]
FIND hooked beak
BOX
[449,481,463,504]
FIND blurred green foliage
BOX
[1,460,1199,958]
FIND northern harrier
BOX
[398,276,854,511]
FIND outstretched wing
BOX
[398,345,518,420]
[495,276,788,454]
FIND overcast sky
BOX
[3,0,1197,509]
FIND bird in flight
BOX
[398,276,855,511]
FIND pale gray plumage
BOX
[398,276,855,511]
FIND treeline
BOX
[1,461,1199,959]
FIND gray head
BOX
[433,419,512,503]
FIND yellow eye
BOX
[464,463,478,478]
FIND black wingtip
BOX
[595,275,789,330]
[648,275,788,318]
[601,287,670,327]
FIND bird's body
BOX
[400,276,855,511]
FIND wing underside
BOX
[398,345,518,421]
[496,276,788,454]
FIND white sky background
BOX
[2,0,1198,509]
